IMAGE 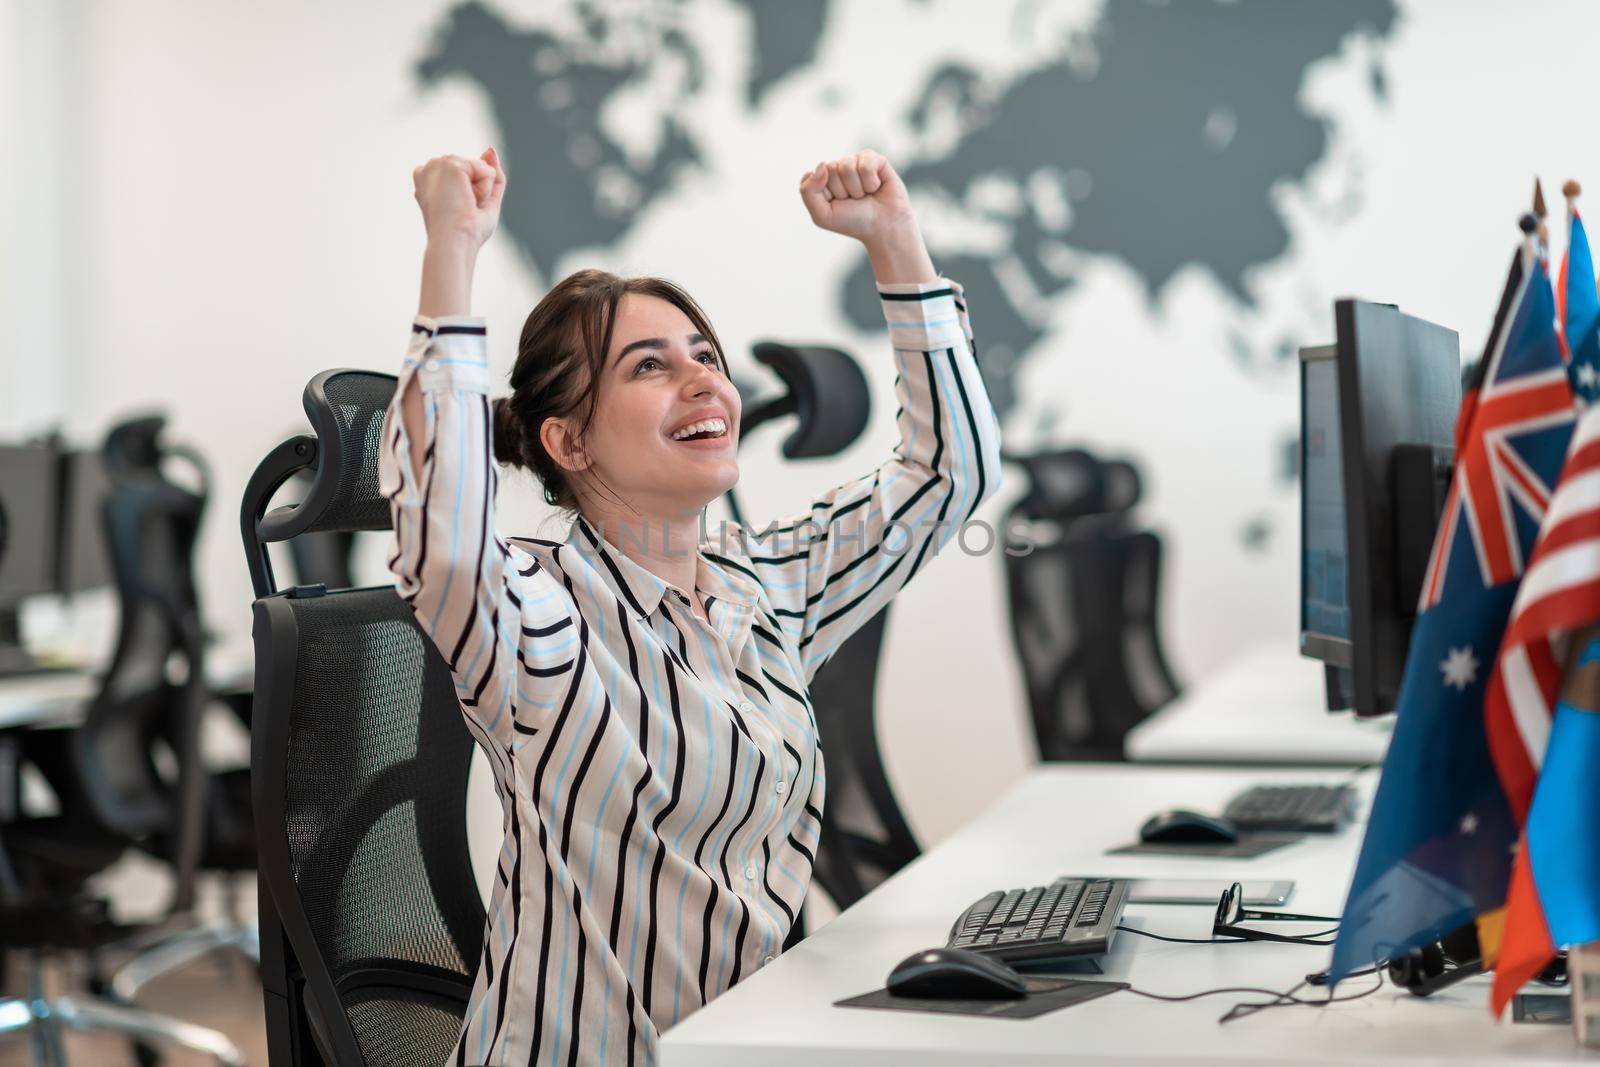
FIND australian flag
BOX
[1330,227,1577,983]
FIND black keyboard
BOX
[947,877,1131,964]
[1223,783,1355,833]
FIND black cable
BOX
[1219,969,1386,1023]
[1115,925,1246,945]
[1122,983,1302,1004]
[1117,924,1339,946]
[1120,969,1386,1023]
[1306,963,1381,986]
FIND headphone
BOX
[1385,924,1482,997]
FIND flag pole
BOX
[1535,178,1551,257]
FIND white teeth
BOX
[670,418,727,440]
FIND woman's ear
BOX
[540,416,591,474]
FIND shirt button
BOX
[775,780,788,795]
[424,358,440,371]
[740,701,754,713]
[744,865,757,881]
[763,955,776,965]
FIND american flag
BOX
[1484,408,1600,821]
[1488,403,1600,1013]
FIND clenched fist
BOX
[413,148,506,249]
[800,150,936,284]
[799,150,917,248]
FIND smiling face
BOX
[569,292,742,518]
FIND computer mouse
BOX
[1139,808,1241,845]
[886,946,1028,999]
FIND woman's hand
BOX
[800,150,936,284]
[413,148,505,319]
[413,148,506,249]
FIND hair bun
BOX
[491,395,527,469]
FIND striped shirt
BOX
[378,277,1001,1066]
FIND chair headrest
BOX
[749,341,871,459]
[1005,448,1143,522]
[258,369,397,542]
[103,415,168,475]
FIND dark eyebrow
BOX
[613,333,709,367]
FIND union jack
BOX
[1422,246,1575,610]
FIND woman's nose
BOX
[684,362,718,395]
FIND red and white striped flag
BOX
[1485,405,1600,822]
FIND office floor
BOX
[0,951,267,1067]
[0,853,267,1067]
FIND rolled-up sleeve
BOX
[379,316,577,742]
[744,278,1004,681]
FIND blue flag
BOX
[1329,238,1576,982]
[1562,201,1600,405]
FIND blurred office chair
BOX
[97,418,261,1001]
[1002,449,1182,761]
[244,370,484,1066]
[1,417,246,1066]
[733,342,920,922]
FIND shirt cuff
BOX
[406,315,491,394]
[877,278,967,352]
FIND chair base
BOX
[110,919,260,1002]
[0,957,246,1067]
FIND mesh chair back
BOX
[806,608,919,909]
[1001,448,1180,761]
[253,588,483,1067]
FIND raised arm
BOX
[741,152,1003,680]
[380,149,577,743]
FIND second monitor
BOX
[1300,300,1461,718]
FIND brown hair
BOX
[492,268,729,511]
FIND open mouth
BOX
[669,417,729,443]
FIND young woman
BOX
[381,146,1002,1066]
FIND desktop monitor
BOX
[0,444,61,604]
[59,448,114,595]
[0,443,64,673]
[1300,300,1461,717]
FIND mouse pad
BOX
[1105,832,1301,859]
[834,977,1128,1019]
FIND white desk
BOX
[1126,643,1393,765]
[0,640,256,732]
[662,765,1582,1066]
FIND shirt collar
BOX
[567,514,759,618]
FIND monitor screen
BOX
[0,444,62,605]
[1301,349,1351,652]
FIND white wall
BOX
[6,0,1596,851]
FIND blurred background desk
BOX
[1125,643,1393,766]
[661,764,1570,1066]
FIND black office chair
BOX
[1,417,246,1066]
[243,370,485,1067]
[733,342,920,921]
[804,610,919,909]
[1001,449,1182,761]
